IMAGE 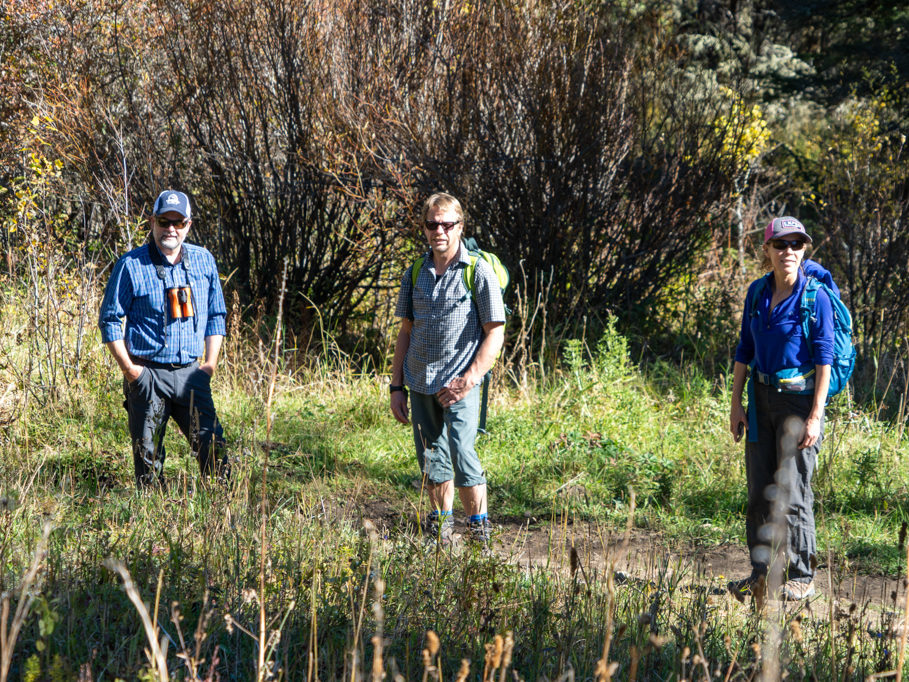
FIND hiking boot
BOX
[727,573,765,604]
[467,518,492,546]
[780,579,815,601]
[424,514,455,546]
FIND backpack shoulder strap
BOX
[463,252,479,295]
[411,254,427,289]
[749,273,772,319]
[411,250,481,297]
[460,237,481,296]
[801,275,821,342]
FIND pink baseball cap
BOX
[764,216,812,243]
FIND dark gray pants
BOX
[746,382,822,583]
[123,360,227,487]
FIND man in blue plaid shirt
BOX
[390,193,506,545]
[99,190,228,488]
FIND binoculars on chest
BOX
[167,286,195,319]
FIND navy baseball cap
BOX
[764,216,812,243]
[153,190,192,219]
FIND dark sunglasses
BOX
[424,220,461,232]
[769,238,806,251]
[156,217,189,229]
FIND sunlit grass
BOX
[2,294,909,679]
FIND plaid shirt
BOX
[99,242,227,364]
[395,242,506,394]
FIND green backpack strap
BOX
[412,252,480,301]
[414,246,509,317]
[416,250,482,299]
[463,253,479,296]
[461,245,510,303]
[411,255,426,289]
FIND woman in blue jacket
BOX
[728,217,834,602]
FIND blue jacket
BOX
[99,242,227,364]
[734,270,835,375]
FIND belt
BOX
[754,370,773,386]
[131,356,196,370]
[753,369,814,394]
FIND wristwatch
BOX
[390,384,407,394]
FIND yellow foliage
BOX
[2,110,69,246]
[837,97,885,160]
[713,88,770,172]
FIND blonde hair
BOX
[421,192,465,228]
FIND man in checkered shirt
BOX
[390,193,506,545]
[99,190,228,488]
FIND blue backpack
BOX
[749,273,856,397]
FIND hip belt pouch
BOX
[773,366,815,394]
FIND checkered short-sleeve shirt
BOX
[394,242,506,394]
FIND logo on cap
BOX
[166,193,180,206]
[780,218,800,228]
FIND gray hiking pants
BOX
[123,359,227,487]
[745,382,823,583]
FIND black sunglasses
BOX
[424,220,461,232]
[769,238,806,251]
[156,217,189,229]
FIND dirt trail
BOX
[495,519,900,606]
[355,497,904,611]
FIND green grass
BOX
[2,303,909,680]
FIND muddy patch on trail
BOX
[347,495,903,611]
[493,516,901,606]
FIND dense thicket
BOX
[0,0,753,334]
[331,3,746,322]
[654,0,909,374]
[1,0,908,376]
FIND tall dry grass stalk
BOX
[370,577,386,682]
[423,630,441,682]
[351,522,378,681]
[482,633,502,682]
[0,523,51,682]
[498,631,514,682]
[259,258,289,682]
[896,540,909,681]
[103,559,169,682]
[171,591,215,681]
[308,569,320,682]
[594,489,636,682]
[827,543,837,677]
[453,659,470,682]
